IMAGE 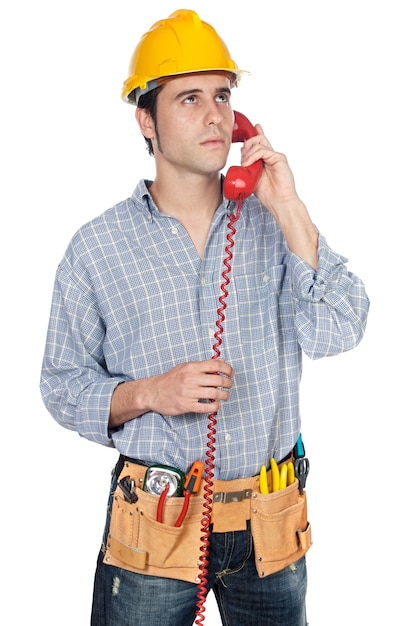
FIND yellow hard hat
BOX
[122,9,248,104]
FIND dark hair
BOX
[137,86,164,156]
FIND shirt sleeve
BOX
[286,232,370,359]
[40,261,124,447]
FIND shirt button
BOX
[225,433,232,443]
[263,274,270,283]
[201,277,206,286]
[171,226,179,235]
[208,328,215,338]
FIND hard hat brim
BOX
[122,68,249,105]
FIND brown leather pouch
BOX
[104,460,204,584]
[250,480,312,577]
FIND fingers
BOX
[181,360,233,395]
[187,361,233,412]
[201,358,234,379]
[240,132,283,168]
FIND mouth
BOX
[201,135,225,147]
[200,135,226,148]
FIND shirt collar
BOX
[131,178,234,223]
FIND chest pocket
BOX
[234,265,291,345]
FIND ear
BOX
[135,108,155,139]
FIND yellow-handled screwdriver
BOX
[259,464,269,494]
[288,461,295,485]
[270,457,280,491]
[280,463,288,490]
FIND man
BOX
[40,9,369,626]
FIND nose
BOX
[204,102,223,127]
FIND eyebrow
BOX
[174,87,231,100]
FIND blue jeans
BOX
[91,470,308,625]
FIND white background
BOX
[2,1,415,624]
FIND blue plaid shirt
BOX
[40,179,369,479]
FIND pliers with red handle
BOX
[156,461,204,527]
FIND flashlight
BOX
[144,464,185,497]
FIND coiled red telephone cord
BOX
[194,198,243,623]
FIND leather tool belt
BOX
[103,456,312,584]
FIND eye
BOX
[215,93,230,103]
[183,95,197,104]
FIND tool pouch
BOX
[104,461,204,584]
[250,480,312,577]
[103,460,312,583]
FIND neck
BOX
[149,173,223,221]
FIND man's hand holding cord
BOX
[109,359,234,430]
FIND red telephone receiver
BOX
[223,111,263,201]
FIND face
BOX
[137,72,234,177]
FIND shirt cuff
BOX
[74,377,125,446]
[287,232,349,302]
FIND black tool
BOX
[118,475,138,504]
[294,457,310,495]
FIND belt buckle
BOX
[213,489,252,504]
